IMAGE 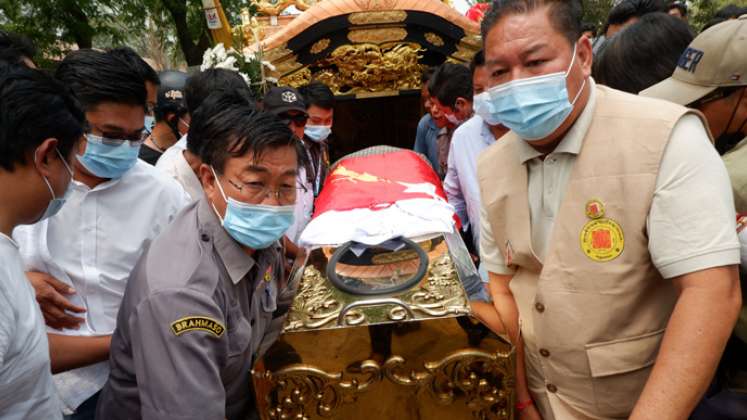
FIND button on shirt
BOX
[0,233,61,420]
[481,81,739,279]
[155,136,203,201]
[13,160,190,412]
[444,115,496,251]
[96,198,287,420]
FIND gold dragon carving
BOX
[279,43,425,95]
[257,348,514,419]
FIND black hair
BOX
[469,50,485,75]
[581,22,597,36]
[183,68,251,116]
[107,47,160,87]
[194,91,301,173]
[0,31,36,67]
[420,67,436,85]
[607,0,667,26]
[187,89,256,156]
[428,63,473,107]
[481,0,583,45]
[0,65,85,171]
[55,49,146,112]
[668,1,687,17]
[593,12,693,94]
[299,81,335,110]
[715,4,746,19]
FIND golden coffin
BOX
[252,232,516,419]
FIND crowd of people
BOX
[0,0,746,419]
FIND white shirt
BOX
[481,82,740,280]
[13,160,190,412]
[155,136,203,201]
[286,165,314,244]
[444,115,496,251]
[0,233,61,420]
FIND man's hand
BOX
[26,271,86,330]
[519,405,542,420]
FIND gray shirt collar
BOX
[197,198,256,285]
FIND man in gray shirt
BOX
[96,91,301,420]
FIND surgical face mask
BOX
[210,166,295,250]
[474,91,503,126]
[304,125,332,143]
[37,148,74,221]
[482,44,586,141]
[445,113,461,125]
[77,133,142,179]
[144,115,155,135]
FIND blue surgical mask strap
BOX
[209,165,229,223]
[37,148,73,201]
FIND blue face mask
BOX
[77,134,142,179]
[37,148,74,222]
[473,91,503,126]
[482,45,586,141]
[304,125,332,143]
[144,115,155,135]
[210,166,295,250]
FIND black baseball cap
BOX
[263,86,307,116]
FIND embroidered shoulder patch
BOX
[170,316,225,337]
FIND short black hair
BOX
[107,47,160,87]
[184,68,251,115]
[420,67,436,85]
[194,92,301,173]
[581,22,597,36]
[0,30,36,66]
[299,81,335,110]
[469,50,485,76]
[593,12,693,94]
[668,1,687,17]
[607,0,667,26]
[0,65,85,171]
[428,63,473,107]
[715,4,746,19]
[55,49,146,112]
[481,0,583,45]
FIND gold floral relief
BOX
[310,38,331,54]
[424,32,445,47]
[347,27,408,44]
[348,10,408,25]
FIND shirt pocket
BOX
[226,303,252,359]
[585,329,665,417]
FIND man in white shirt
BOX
[0,62,84,420]
[14,49,189,420]
[444,50,508,273]
[156,69,255,200]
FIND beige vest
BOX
[478,86,697,418]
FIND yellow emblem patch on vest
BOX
[170,316,225,337]
[580,218,625,262]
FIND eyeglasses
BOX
[280,113,308,127]
[85,122,148,144]
[226,178,307,205]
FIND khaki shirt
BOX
[723,136,747,213]
[96,198,287,420]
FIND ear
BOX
[198,163,216,194]
[33,138,60,177]
[577,36,593,79]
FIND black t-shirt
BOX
[138,145,163,166]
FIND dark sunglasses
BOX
[280,113,308,126]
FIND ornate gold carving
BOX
[283,250,469,332]
[315,43,423,95]
[256,361,381,419]
[309,38,331,54]
[258,348,514,419]
[353,0,400,10]
[348,10,408,25]
[347,28,407,44]
[256,0,318,16]
[262,44,293,63]
[424,32,445,47]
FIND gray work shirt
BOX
[96,198,286,420]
